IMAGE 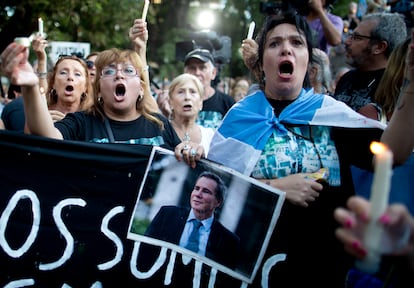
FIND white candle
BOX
[247,21,255,39]
[38,17,44,36]
[142,0,150,22]
[356,141,393,274]
[14,37,31,48]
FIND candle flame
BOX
[370,141,388,155]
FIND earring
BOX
[50,88,58,102]
[169,108,174,121]
[138,94,143,102]
[98,96,104,105]
[81,92,86,101]
[261,72,266,85]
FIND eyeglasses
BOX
[348,32,377,41]
[101,65,138,78]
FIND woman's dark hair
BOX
[255,8,313,89]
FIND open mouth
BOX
[115,84,126,96]
[65,85,74,92]
[279,61,294,75]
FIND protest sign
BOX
[48,41,90,63]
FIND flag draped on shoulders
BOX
[207,89,386,175]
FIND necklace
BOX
[171,121,196,142]
[183,131,191,142]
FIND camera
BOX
[175,30,232,65]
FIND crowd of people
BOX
[1,0,414,287]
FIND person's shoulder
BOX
[328,12,343,21]
[160,205,179,210]
[152,112,168,120]
[213,219,240,242]
[151,112,171,125]
[199,125,215,136]
[214,89,235,102]
[62,111,94,122]
[159,205,187,214]
[214,89,232,98]
[337,69,357,81]
[2,97,24,111]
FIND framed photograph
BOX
[127,147,285,284]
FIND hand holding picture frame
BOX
[127,147,286,286]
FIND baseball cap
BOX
[184,49,215,65]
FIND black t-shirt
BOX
[334,68,385,112]
[54,112,180,150]
[196,90,235,129]
[1,97,25,132]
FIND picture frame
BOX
[127,147,285,284]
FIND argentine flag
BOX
[207,89,386,175]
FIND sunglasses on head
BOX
[58,53,94,69]
[86,60,94,69]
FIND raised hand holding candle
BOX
[142,0,150,22]
[247,21,255,39]
[356,141,393,274]
[38,17,44,36]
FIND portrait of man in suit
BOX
[143,171,240,269]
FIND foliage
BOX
[0,0,353,85]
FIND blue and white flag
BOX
[207,89,386,175]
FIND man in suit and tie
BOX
[144,171,240,269]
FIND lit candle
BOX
[356,141,393,274]
[142,0,150,22]
[38,17,44,36]
[247,21,255,39]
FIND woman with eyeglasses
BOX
[207,8,387,287]
[0,19,194,155]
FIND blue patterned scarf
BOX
[208,88,386,175]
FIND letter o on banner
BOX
[0,189,41,258]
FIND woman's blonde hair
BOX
[374,38,410,120]
[168,73,204,120]
[89,48,162,128]
[168,73,204,98]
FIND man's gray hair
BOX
[197,171,226,203]
[363,12,407,58]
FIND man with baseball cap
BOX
[183,48,235,129]
[184,48,215,64]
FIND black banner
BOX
[0,131,287,288]
[0,131,153,287]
